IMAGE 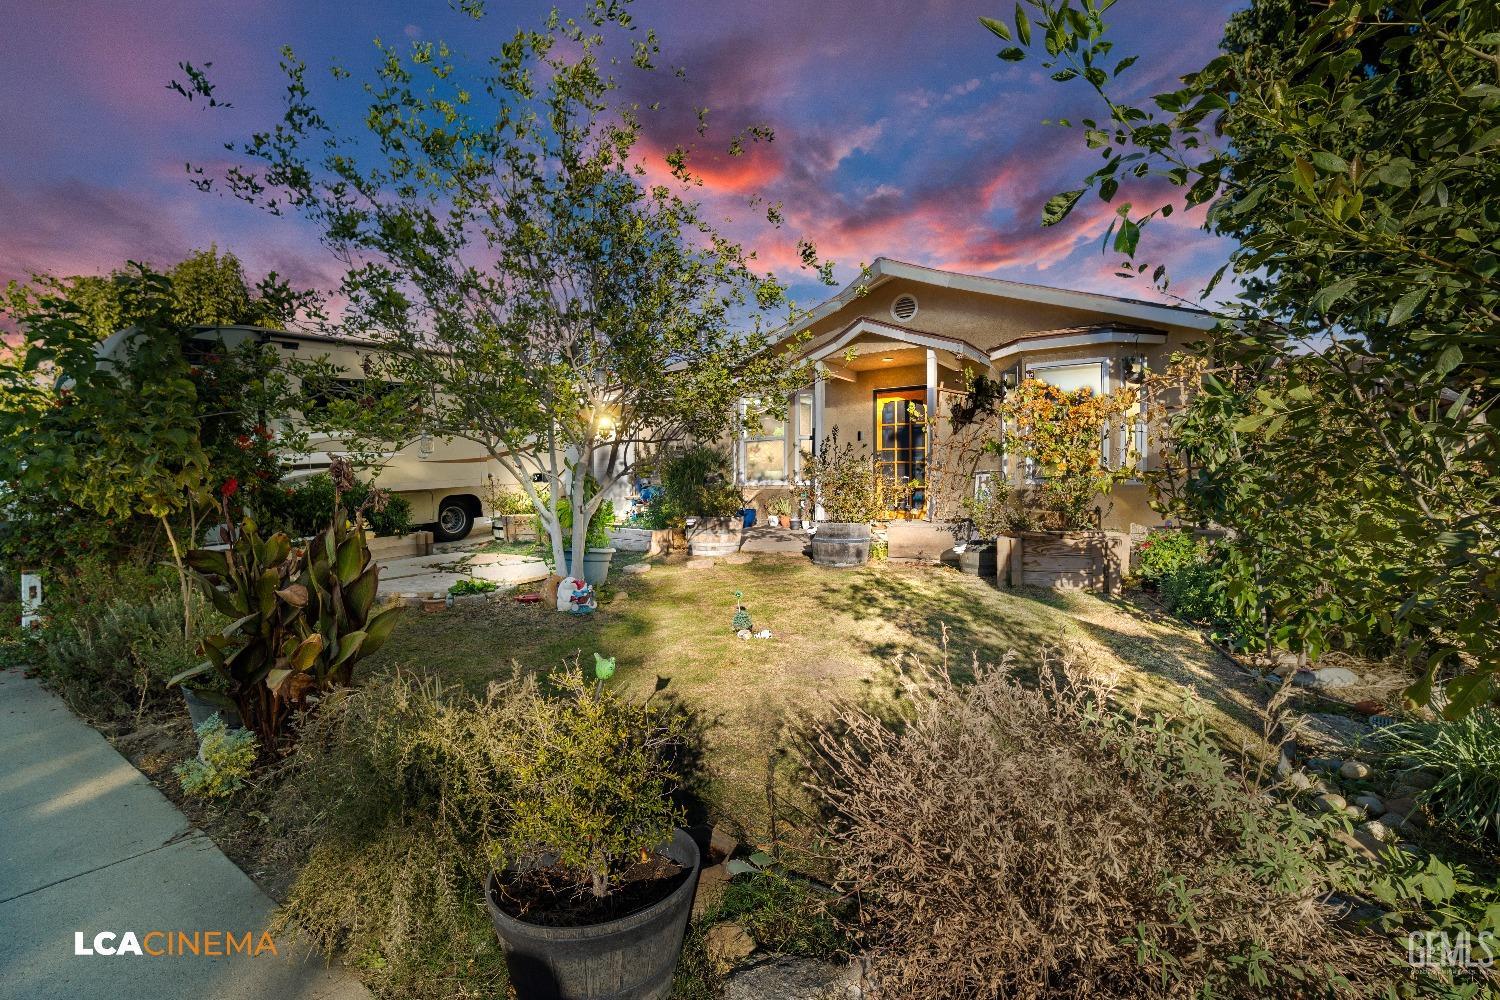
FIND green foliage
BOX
[263,473,413,538]
[1378,712,1500,846]
[447,578,498,597]
[713,855,844,959]
[1134,530,1206,586]
[272,671,520,999]
[621,494,670,530]
[181,0,824,582]
[798,431,883,524]
[495,666,685,899]
[558,495,615,551]
[486,486,535,517]
[35,574,220,725]
[660,445,743,522]
[179,474,401,745]
[175,714,258,799]
[993,0,1499,711]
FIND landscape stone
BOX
[1312,792,1348,814]
[1384,795,1417,817]
[723,956,862,1000]
[1307,757,1344,774]
[622,562,652,574]
[705,924,758,968]
[1291,712,1372,755]
[1395,767,1440,790]
[1361,819,1394,842]
[1287,771,1314,792]
[1380,812,1408,832]
[1340,760,1373,781]
[1292,666,1363,690]
[686,558,718,570]
[1353,794,1386,815]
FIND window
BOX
[794,389,814,477]
[740,399,787,483]
[1022,360,1108,479]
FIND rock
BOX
[705,924,758,968]
[1292,666,1363,690]
[709,825,740,862]
[1353,794,1386,815]
[609,591,630,605]
[1329,828,1381,863]
[1351,699,1385,716]
[693,863,731,920]
[1344,805,1366,821]
[1290,712,1372,755]
[736,628,752,640]
[723,553,754,565]
[1307,757,1344,774]
[1395,767,1440,790]
[622,562,652,575]
[1384,795,1417,817]
[1312,792,1348,814]
[1287,771,1314,792]
[723,956,862,1000]
[1340,760,1373,781]
[1380,812,1407,832]
[1271,661,1300,679]
[1361,819,1395,842]
[686,558,718,570]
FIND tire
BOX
[434,499,474,542]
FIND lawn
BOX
[369,552,1271,839]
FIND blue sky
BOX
[0,0,1241,315]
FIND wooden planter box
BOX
[496,513,539,543]
[608,526,673,556]
[996,530,1129,594]
[366,530,434,561]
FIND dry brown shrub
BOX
[804,653,1397,999]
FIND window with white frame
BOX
[739,399,788,483]
[1021,360,1108,479]
[794,389,814,477]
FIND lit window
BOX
[740,400,787,483]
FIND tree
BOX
[987,0,1499,713]
[0,263,301,633]
[178,0,824,580]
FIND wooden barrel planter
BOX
[811,522,871,567]
[686,517,743,557]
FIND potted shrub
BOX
[559,497,617,586]
[485,662,699,999]
[661,445,744,556]
[799,431,883,568]
[767,495,792,528]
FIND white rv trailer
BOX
[96,324,521,541]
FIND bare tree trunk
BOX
[160,514,193,641]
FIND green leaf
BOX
[358,605,404,658]
[1309,150,1349,173]
[290,633,324,670]
[1013,4,1031,46]
[998,46,1026,61]
[167,660,215,688]
[980,15,1012,41]
[1113,218,1140,256]
[185,549,229,576]
[1042,189,1085,227]
[1433,344,1462,377]
[331,630,368,668]
[1387,288,1425,326]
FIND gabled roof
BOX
[803,317,991,368]
[987,321,1168,362]
[780,257,1217,341]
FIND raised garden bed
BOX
[610,526,673,556]
[996,529,1129,595]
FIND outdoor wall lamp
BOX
[1123,356,1148,384]
[418,432,434,458]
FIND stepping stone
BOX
[685,558,718,570]
[1292,667,1363,690]
[622,562,652,575]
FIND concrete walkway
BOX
[0,669,371,1000]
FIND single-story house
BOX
[732,257,1218,533]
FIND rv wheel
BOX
[434,500,474,542]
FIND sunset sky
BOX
[0,0,1242,316]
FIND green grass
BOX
[369,553,1269,838]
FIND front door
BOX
[874,388,927,519]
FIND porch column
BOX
[813,362,827,521]
[925,349,938,521]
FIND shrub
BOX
[622,494,670,529]
[804,657,1389,998]
[495,666,686,899]
[176,715,257,798]
[798,430,883,524]
[558,495,615,550]
[660,445,742,522]
[265,472,413,538]
[1377,711,1500,846]
[38,580,219,725]
[447,578,498,597]
[1135,529,1205,586]
[271,671,521,999]
[486,485,535,516]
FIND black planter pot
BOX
[181,687,243,731]
[958,543,998,578]
[485,828,701,1000]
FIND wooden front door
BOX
[874,388,927,518]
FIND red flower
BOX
[221,477,240,499]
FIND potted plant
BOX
[485,660,699,999]
[559,497,617,586]
[799,430,883,568]
[661,445,744,556]
[767,495,792,528]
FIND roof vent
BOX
[890,294,919,322]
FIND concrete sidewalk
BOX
[0,669,371,1000]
